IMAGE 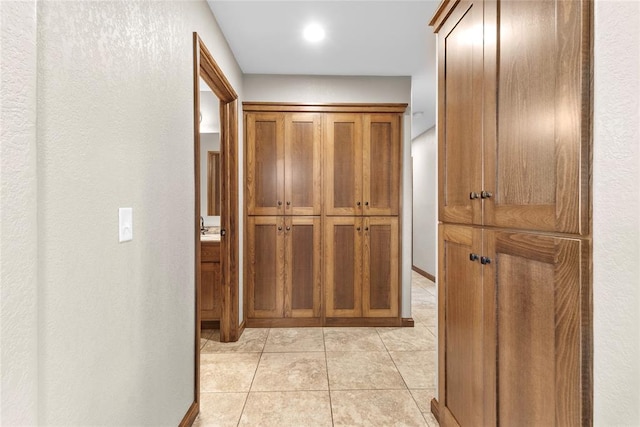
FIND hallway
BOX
[195,271,439,426]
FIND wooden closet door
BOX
[324,114,363,216]
[246,113,285,215]
[439,224,484,427]
[247,216,285,318]
[284,216,321,318]
[363,114,400,216]
[285,113,322,215]
[362,217,398,317]
[438,0,484,226]
[484,230,586,426]
[483,0,590,234]
[324,216,363,317]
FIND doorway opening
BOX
[188,32,240,423]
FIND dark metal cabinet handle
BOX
[286,201,291,206]
[365,227,369,231]
[286,226,291,231]
[481,191,493,199]
[480,256,491,265]
[469,253,479,262]
[277,201,283,206]
[356,227,361,231]
[470,192,480,200]
[365,201,369,206]
[220,229,226,236]
[277,226,282,231]
[356,201,361,206]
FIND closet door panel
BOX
[363,217,399,317]
[324,216,363,317]
[438,0,484,226]
[325,114,363,216]
[246,113,285,215]
[439,224,484,427]
[247,216,285,318]
[486,230,584,426]
[285,113,322,215]
[285,216,321,318]
[484,0,590,234]
[363,114,400,216]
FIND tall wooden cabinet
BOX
[244,103,405,327]
[431,0,592,426]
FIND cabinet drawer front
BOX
[201,242,220,262]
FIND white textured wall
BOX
[0,1,39,424]
[593,0,640,425]
[1,1,244,424]
[411,127,437,277]
[244,74,414,317]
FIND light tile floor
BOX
[195,271,439,427]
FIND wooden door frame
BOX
[182,33,240,426]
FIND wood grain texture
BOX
[324,114,363,216]
[489,231,583,426]
[324,216,363,317]
[441,224,483,427]
[363,114,401,216]
[246,216,285,318]
[483,0,590,235]
[438,0,483,226]
[245,112,285,216]
[200,258,221,321]
[363,217,399,317]
[285,113,322,215]
[286,216,322,318]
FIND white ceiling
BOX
[207,0,439,138]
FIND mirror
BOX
[199,78,221,226]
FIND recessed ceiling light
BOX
[303,23,325,43]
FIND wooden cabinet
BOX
[439,224,586,427]
[201,241,221,322]
[436,0,590,235]
[325,113,401,216]
[246,216,321,319]
[244,103,405,326]
[432,0,592,425]
[325,216,399,318]
[246,112,321,216]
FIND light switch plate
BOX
[119,207,133,242]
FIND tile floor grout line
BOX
[236,328,270,426]
[322,327,336,427]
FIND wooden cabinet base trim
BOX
[430,398,440,423]
[201,320,220,329]
[401,318,415,327]
[325,317,402,327]
[246,318,322,328]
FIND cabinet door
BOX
[439,224,484,427]
[246,113,285,215]
[284,216,321,318]
[247,216,285,318]
[285,113,322,215]
[484,230,586,426]
[325,114,363,216]
[324,216,363,317]
[201,261,221,321]
[362,217,399,317]
[483,0,590,234]
[438,0,484,226]
[363,114,401,216]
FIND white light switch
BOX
[119,207,133,242]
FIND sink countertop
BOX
[201,233,221,242]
